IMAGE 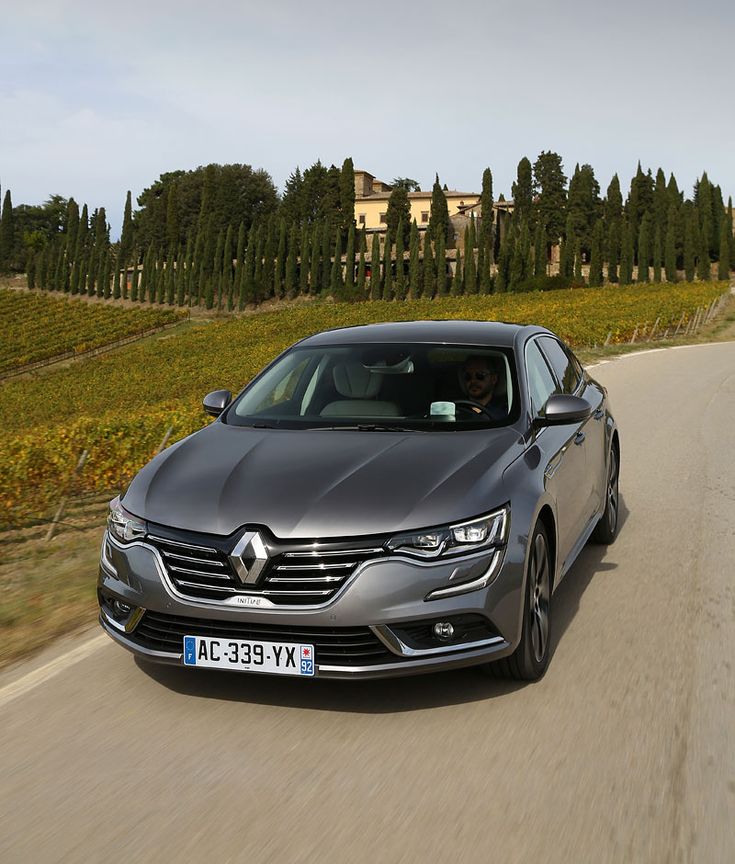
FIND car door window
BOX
[525,339,559,416]
[538,336,581,394]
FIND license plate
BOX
[183,636,315,676]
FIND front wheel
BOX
[485,521,552,681]
[592,445,619,545]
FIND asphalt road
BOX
[1,341,734,864]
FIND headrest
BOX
[333,362,381,399]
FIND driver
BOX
[459,357,505,420]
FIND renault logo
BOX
[229,531,268,585]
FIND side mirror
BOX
[535,394,592,427]
[202,389,232,417]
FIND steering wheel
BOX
[453,399,496,419]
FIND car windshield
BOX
[223,343,520,430]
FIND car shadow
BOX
[136,496,630,714]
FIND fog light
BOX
[113,600,132,617]
[433,622,455,641]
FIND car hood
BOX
[122,421,523,540]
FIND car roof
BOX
[300,320,549,349]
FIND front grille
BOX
[147,534,384,606]
[132,611,400,666]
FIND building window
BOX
[379,212,387,224]
[421,211,429,223]
[358,214,366,225]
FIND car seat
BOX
[320,362,401,417]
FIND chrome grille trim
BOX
[144,533,387,607]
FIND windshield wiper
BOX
[308,424,423,432]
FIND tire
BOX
[484,520,552,681]
[591,444,619,545]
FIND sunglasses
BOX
[464,370,493,383]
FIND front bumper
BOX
[98,531,526,679]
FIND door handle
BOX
[574,431,586,445]
[593,408,604,421]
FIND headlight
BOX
[107,498,146,544]
[387,506,509,560]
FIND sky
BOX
[2,0,733,236]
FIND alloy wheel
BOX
[607,450,619,534]
[529,531,550,663]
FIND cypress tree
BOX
[560,215,575,279]
[70,253,81,296]
[428,174,450,243]
[637,213,651,283]
[309,225,321,295]
[450,248,463,296]
[589,222,604,287]
[422,233,435,298]
[620,221,634,284]
[330,232,342,296]
[166,253,176,304]
[262,218,276,300]
[386,188,411,251]
[176,249,185,306]
[683,216,696,282]
[339,157,355,235]
[204,274,214,309]
[512,157,534,225]
[408,220,420,300]
[240,225,255,308]
[285,223,298,299]
[533,220,546,278]
[131,254,140,302]
[27,252,37,289]
[166,184,179,252]
[38,244,49,290]
[479,167,494,265]
[607,220,620,283]
[495,230,512,293]
[0,189,14,271]
[318,219,332,292]
[120,191,134,263]
[718,215,730,280]
[435,233,447,296]
[382,236,393,300]
[113,249,122,299]
[394,218,406,300]
[345,222,355,292]
[299,224,310,296]
[273,218,286,299]
[102,247,112,299]
[65,198,80,256]
[357,248,366,296]
[223,225,234,309]
[253,223,265,302]
[370,232,381,300]
[665,216,678,283]
[234,222,246,302]
[155,251,165,303]
[464,220,477,294]
[573,239,583,282]
[653,226,663,283]
[212,229,224,308]
[509,233,524,291]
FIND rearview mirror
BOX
[535,394,592,427]
[202,390,232,417]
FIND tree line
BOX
[0,153,732,306]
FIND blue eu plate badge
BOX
[184,636,197,665]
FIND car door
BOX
[525,337,588,570]
[537,336,606,549]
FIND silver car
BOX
[99,321,619,681]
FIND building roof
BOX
[356,190,480,202]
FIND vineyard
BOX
[0,288,185,374]
[0,280,726,528]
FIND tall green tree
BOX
[382,235,393,300]
[330,233,342,296]
[309,225,321,295]
[450,248,463,296]
[620,221,634,284]
[166,184,180,252]
[559,214,575,279]
[588,222,603,286]
[637,213,651,282]
[0,190,14,270]
[408,220,420,299]
[385,186,411,250]
[285,223,298,299]
[234,221,246,301]
[428,174,450,244]
[533,151,567,244]
[464,221,477,294]
[222,224,234,308]
[422,233,435,298]
[339,158,355,235]
[356,248,366,296]
[653,225,663,283]
[112,248,122,299]
[435,233,447,296]
[479,167,494,267]
[299,224,310,296]
[606,219,620,283]
[683,215,696,282]
[665,209,678,282]
[567,163,601,253]
[344,222,355,292]
[274,218,287,299]
[370,232,381,300]
[511,157,534,225]
[718,215,730,280]
[604,174,623,227]
[393,218,406,300]
[120,191,134,263]
[533,220,546,277]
